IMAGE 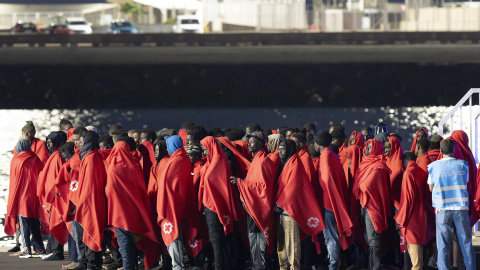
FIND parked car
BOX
[173,15,204,34]
[49,24,72,35]
[10,21,39,34]
[109,19,138,34]
[66,17,92,34]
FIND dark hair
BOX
[440,139,455,155]
[98,134,114,149]
[303,123,316,133]
[263,129,273,136]
[390,133,402,142]
[403,151,416,163]
[72,127,87,136]
[109,124,122,135]
[278,127,288,138]
[417,138,430,152]
[189,125,208,139]
[59,142,75,157]
[187,130,204,142]
[246,123,262,133]
[361,126,373,134]
[181,121,195,130]
[141,128,157,142]
[116,136,137,152]
[308,144,319,159]
[329,144,339,155]
[209,127,225,137]
[292,132,307,144]
[59,119,73,130]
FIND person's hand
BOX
[230,176,238,185]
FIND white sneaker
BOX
[42,253,53,260]
[19,251,33,258]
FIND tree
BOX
[120,1,142,22]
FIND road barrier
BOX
[0,32,479,47]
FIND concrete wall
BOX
[401,7,480,31]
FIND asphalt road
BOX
[0,44,479,65]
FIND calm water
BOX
[0,106,476,245]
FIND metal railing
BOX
[438,88,480,163]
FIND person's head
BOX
[390,133,402,142]
[186,143,203,164]
[209,127,225,138]
[375,123,389,134]
[278,139,297,164]
[85,126,97,133]
[115,135,137,152]
[330,124,346,148]
[154,140,167,161]
[308,144,320,159]
[21,121,36,140]
[59,119,73,133]
[16,139,31,154]
[246,123,262,136]
[429,135,443,150]
[127,129,141,147]
[313,130,332,155]
[415,138,430,157]
[99,134,114,149]
[46,131,67,154]
[348,132,356,146]
[329,144,339,155]
[302,123,316,142]
[374,132,389,144]
[109,124,122,136]
[384,141,391,157]
[440,139,454,156]
[402,151,416,169]
[225,128,244,141]
[187,130,203,147]
[72,127,88,151]
[365,139,384,157]
[285,127,298,139]
[278,127,288,138]
[166,135,183,156]
[267,134,284,153]
[200,143,210,158]
[263,129,273,137]
[291,132,307,152]
[246,131,267,154]
[59,142,75,161]
[79,131,99,159]
[140,128,157,144]
[416,128,427,141]
[181,121,195,131]
[361,126,373,141]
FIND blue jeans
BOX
[18,216,45,253]
[436,210,475,270]
[115,228,137,270]
[71,221,82,261]
[323,209,340,270]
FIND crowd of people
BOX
[4,119,479,270]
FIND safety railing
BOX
[438,88,480,163]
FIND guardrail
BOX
[0,32,479,47]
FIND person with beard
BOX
[157,135,198,270]
[394,152,428,270]
[5,139,46,258]
[274,139,325,270]
[106,136,161,270]
[73,131,107,270]
[139,128,157,187]
[232,131,275,270]
[302,123,316,146]
[313,131,354,270]
[37,131,68,261]
[199,136,245,270]
[354,139,392,270]
[291,133,315,183]
[15,121,50,165]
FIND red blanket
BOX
[275,153,325,252]
[156,148,198,247]
[75,150,107,251]
[199,136,244,235]
[316,148,353,250]
[298,146,315,182]
[106,142,161,268]
[237,149,275,246]
[394,161,429,245]
[5,150,45,236]
[410,128,429,153]
[354,139,392,233]
[13,137,50,165]
[385,136,404,210]
[140,141,156,186]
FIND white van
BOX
[173,15,204,34]
[66,17,92,34]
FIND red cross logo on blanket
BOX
[307,217,320,228]
[70,180,78,192]
[163,222,173,234]
[223,215,230,226]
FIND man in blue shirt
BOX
[427,139,475,270]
